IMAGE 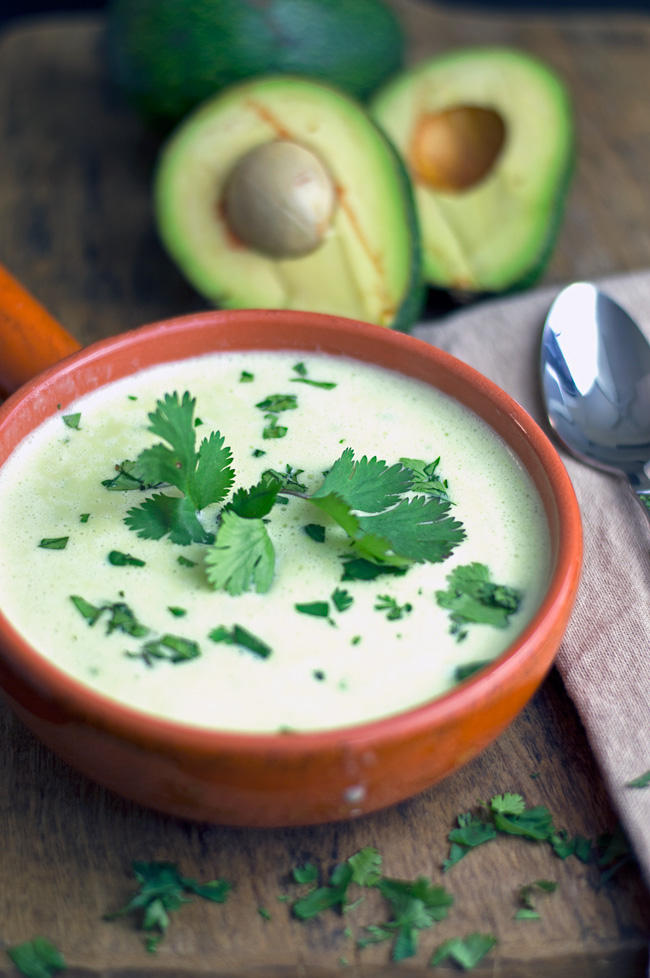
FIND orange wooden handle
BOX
[0,263,82,396]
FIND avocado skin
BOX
[107,0,405,129]
[384,137,426,332]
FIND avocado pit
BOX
[410,105,506,192]
[223,140,337,258]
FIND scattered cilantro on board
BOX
[6,937,66,978]
[626,769,650,788]
[430,932,497,970]
[105,861,230,952]
[513,879,557,920]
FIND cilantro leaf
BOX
[130,634,201,665]
[430,932,497,970]
[124,392,234,543]
[626,769,650,788]
[227,472,283,519]
[102,459,160,491]
[311,449,412,513]
[125,493,214,545]
[6,937,66,978]
[205,512,274,595]
[514,880,557,920]
[443,812,497,871]
[70,594,103,625]
[340,556,408,581]
[295,601,330,618]
[491,793,526,815]
[106,861,230,950]
[436,563,522,639]
[39,537,68,550]
[357,494,464,564]
[348,847,382,886]
[304,523,326,543]
[256,394,298,413]
[208,624,272,659]
[375,877,454,961]
[455,660,491,682]
[62,412,81,430]
[400,456,450,499]
[293,863,353,919]
[108,550,145,567]
[292,863,319,885]
[374,594,412,620]
[190,430,236,510]
[331,588,353,612]
[490,798,554,841]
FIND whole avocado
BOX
[107,0,406,129]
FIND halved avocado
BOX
[371,48,574,294]
[154,77,423,330]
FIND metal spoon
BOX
[540,281,650,518]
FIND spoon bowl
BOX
[541,282,650,501]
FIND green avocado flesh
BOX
[371,48,574,294]
[154,78,423,329]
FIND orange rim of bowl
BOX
[0,309,582,757]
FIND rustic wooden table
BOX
[0,3,649,976]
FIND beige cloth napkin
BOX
[413,269,650,892]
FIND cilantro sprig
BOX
[123,392,235,545]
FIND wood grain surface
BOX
[0,4,649,976]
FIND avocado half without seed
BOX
[371,48,574,294]
[154,78,423,330]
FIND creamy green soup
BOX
[0,351,550,731]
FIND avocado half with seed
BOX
[371,48,574,294]
[154,77,424,330]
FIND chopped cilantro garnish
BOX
[371,876,454,961]
[374,595,412,620]
[129,634,200,665]
[124,392,234,545]
[6,937,66,978]
[71,595,148,638]
[304,523,326,543]
[108,550,145,567]
[295,601,330,618]
[454,660,490,681]
[39,537,69,550]
[240,370,254,383]
[177,555,196,568]
[209,624,272,659]
[256,394,298,413]
[340,556,408,581]
[62,413,81,430]
[430,932,497,970]
[436,563,522,640]
[252,448,266,457]
[79,513,90,523]
[332,588,353,613]
[290,362,336,389]
[262,418,288,439]
[168,606,186,617]
[258,907,271,920]
[227,471,283,519]
[597,824,632,884]
[105,861,230,951]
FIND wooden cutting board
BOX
[0,3,649,975]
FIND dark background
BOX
[2,0,650,27]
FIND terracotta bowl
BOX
[0,296,582,827]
